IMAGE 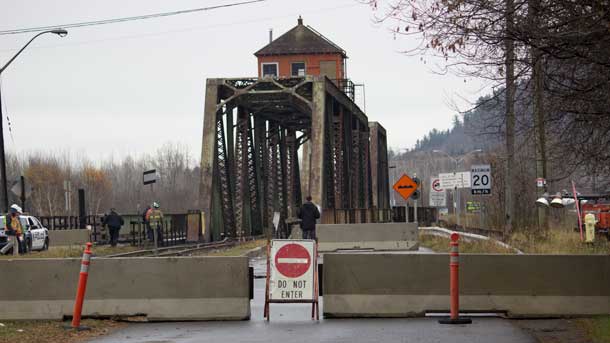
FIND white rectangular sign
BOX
[143,169,157,185]
[269,239,315,301]
[471,164,492,195]
[439,172,471,189]
[429,177,446,207]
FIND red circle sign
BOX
[432,179,442,192]
[275,243,311,278]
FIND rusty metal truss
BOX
[200,76,391,241]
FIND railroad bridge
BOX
[199,18,390,241]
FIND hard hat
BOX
[153,202,160,209]
[10,204,22,213]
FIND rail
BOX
[106,238,234,258]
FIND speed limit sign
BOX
[471,164,491,195]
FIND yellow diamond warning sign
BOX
[393,174,419,201]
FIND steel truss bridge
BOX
[199,76,390,240]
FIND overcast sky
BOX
[0,0,486,162]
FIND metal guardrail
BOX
[129,219,187,248]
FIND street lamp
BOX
[0,29,68,212]
[432,149,482,228]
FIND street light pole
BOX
[0,29,67,212]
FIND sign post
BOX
[392,174,420,223]
[429,177,446,208]
[264,239,319,320]
[143,169,158,198]
[439,172,471,227]
[470,165,491,195]
[392,174,419,201]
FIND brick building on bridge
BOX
[199,17,390,240]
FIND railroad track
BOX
[105,238,235,258]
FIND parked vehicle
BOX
[0,215,49,254]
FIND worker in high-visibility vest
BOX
[1,204,23,256]
[146,202,164,248]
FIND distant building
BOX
[254,17,347,80]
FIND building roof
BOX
[254,17,347,57]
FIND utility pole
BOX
[19,175,25,211]
[530,0,548,230]
[504,0,516,234]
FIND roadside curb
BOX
[243,246,264,258]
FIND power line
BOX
[0,0,265,36]
[0,2,359,53]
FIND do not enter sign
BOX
[269,240,316,302]
[275,243,311,278]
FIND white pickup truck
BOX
[0,215,49,254]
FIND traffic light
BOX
[411,177,421,200]
[411,190,420,200]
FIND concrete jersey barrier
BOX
[0,256,250,321]
[323,253,610,318]
[48,229,90,246]
[316,223,418,252]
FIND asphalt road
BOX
[90,278,536,343]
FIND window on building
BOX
[291,62,306,76]
[262,63,278,77]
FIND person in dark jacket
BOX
[297,196,320,240]
[104,208,124,247]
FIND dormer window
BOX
[291,62,306,77]
[262,62,278,77]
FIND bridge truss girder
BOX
[199,76,390,240]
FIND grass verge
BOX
[420,233,515,254]
[0,319,125,343]
[577,316,610,343]
[422,228,610,254]
[508,229,610,254]
[198,239,267,256]
[0,245,139,259]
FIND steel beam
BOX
[309,78,327,208]
[199,79,220,242]
[200,77,390,235]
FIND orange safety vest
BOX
[9,215,22,236]
[148,209,164,227]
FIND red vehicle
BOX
[577,195,610,240]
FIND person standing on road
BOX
[297,196,320,240]
[1,204,23,256]
[104,208,124,247]
[146,202,164,248]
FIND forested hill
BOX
[401,95,504,156]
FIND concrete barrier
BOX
[0,256,250,321]
[316,223,418,252]
[323,253,610,318]
[48,229,90,246]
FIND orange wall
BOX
[257,53,344,79]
